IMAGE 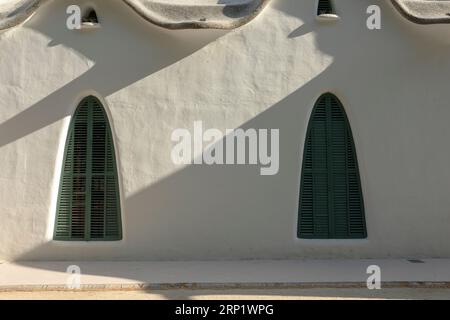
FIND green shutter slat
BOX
[90,101,106,240]
[298,93,367,239]
[317,0,334,15]
[54,96,122,241]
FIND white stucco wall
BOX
[1,0,450,261]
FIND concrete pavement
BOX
[4,288,450,300]
[1,259,450,292]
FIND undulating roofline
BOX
[0,0,271,31]
[391,0,450,24]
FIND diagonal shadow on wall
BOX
[0,0,227,148]
[11,0,419,261]
[7,0,446,296]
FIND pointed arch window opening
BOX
[80,7,100,29]
[297,93,367,239]
[316,0,340,21]
[54,96,122,241]
[82,9,99,24]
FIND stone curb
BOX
[2,281,450,292]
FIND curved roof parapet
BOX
[123,0,271,29]
[0,0,46,31]
[0,0,271,31]
[391,0,450,24]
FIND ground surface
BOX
[2,260,450,300]
[1,288,450,300]
[2,259,450,288]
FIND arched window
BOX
[82,8,99,25]
[298,93,367,239]
[317,0,335,15]
[54,96,122,241]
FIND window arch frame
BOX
[297,93,367,239]
[316,0,335,16]
[54,95,123,241]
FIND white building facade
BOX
[1,0,450,261]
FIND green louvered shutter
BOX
[54,96,122,241]
[317,0,334,15]
[298,93,367,239]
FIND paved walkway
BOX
[1,259,450,291]
[4,288,450,300]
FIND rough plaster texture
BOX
[1,0,450,261]
[0,0,271,30]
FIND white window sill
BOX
[316,14,340,22]
[295,238,369,246]
[79,22,101,30]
